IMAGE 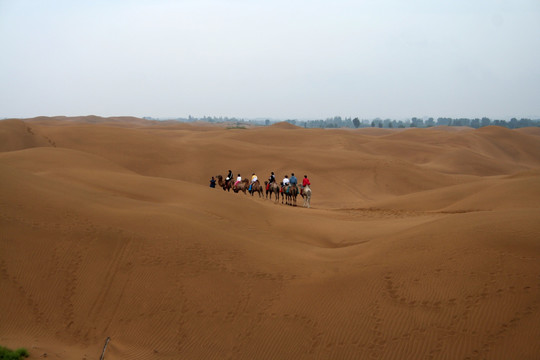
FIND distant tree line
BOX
[143,115,246,123]
[288,116,540,129]
[143,115,540,129]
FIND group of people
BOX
[210,170,311,193]
[266,172,311,192]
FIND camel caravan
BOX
[215,171,312,208]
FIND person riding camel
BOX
[290,173,298,186]
[249,173,258,191]
[301,174,310,195]
[282,175,290,193]
[267,172,276,190]
[234,174,242,188]
[226,170,233,181]
[282,175,290,186]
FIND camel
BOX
[281,184,298,206]
[280,184,289,205]
[264,180,279,200]
[233,178,250,194]
[289,184,298,206]
[249,180,263,198]
[264,181,271,199]
[216,175,233,192]
[301,184,311,208]
[264,181,280,203]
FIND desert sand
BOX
[1,116,540,359]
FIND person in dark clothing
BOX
[266,172,276,191]
[209,176,216,188]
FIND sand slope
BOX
[1,117,540,359]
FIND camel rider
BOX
[267,172,276,190]
[282,175,290,193]
[301,174,310,195]
[234,174,242,187]
[290,173,298,186]
[269,172,276,184]
[281,175,291,187]
[249,173,258,191]
[226,170,233,181]
[282,175,290,186]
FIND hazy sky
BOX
[1,0,539,120]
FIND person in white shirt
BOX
[282,175,290,186]
[235,174,242,187]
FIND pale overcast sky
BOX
[1,0,539,119]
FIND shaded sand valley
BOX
[1,117,540,359]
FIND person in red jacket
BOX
[301,175,311,195]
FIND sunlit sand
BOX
[1,116,540,359]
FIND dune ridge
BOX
[1,116,539,359]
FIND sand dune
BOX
[0,119,55,151]
[1,116,540,359]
